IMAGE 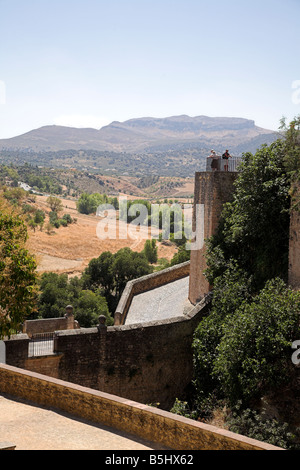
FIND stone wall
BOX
[0,364,282,450]
[5,295,211,410]
[289,184,300,290]
[22,315,77,338]
[5,334,29,369]
[189,172,237,305]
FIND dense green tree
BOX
[212,279,300,405]
[73,290,112,327]
[37,272,69,318]
[112,247,153,298]
[190,126,300,430]
[33,209,45,225]
[205,139,291,290]
[82,251,114,294]
[37,246,153,325]
[192,263,252,401]
[36,272,113,327]
[170,246,190,266]
[76,192,117,215]
[0,198,38,338]
[83,246,153,305]
[143,239,158,264]
[279,115,300,176]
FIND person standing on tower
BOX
[209,149,219,171]
[222,149,231,171]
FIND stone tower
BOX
[288,183,300,290]
[188,171,237,305]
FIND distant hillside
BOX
[0,115,278,153]
[0,115,279,176]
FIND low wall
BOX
[22,315,77,338]
[0,364,283,450]
[5,295,211,409]
[115,261,191,325]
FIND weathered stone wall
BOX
[5,296,211,410]
[189,172,237,305]
[22,315,77,337]
[0,364,282,450]
[5,334,29,370]
[289,184,300,290]
[54,295,212,409]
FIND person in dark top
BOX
[222,149,231,172]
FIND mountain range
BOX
[0,115,278,155]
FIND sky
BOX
[0,0,300,139]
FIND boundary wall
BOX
[5,295,211,409]
[22,315,77,337]
[0,364,283,451]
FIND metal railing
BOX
[28,332,55,357]
[206,156,243,172]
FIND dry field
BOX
[28,195,178,277]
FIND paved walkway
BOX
[0,394,168,450]
[125,277,190,325]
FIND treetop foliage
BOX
[0,197,38,338]
[205,139,291,290]
[190,119,300,445]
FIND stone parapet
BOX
[22,315,78,338]
[0,364,283,451]
[5,295,211,409]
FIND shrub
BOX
[227,404,298,450]
[212,279,300,405]
[62,213,73,224]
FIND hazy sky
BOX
[0,0,299,138]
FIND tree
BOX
[279,115,300,176]
[74,290,113,327]
[112,247,153,298]
[76,192,109,215]
[143,239,158,264]
[46,196,63,213]
[205,139,291,291]
[212,279,300,405]
[170,246,190,266]
[36,272,113,327]
[82,247,153,312]
[191,127,300,422]
[82,251,114,294]
[37,272,69,319]
[34,210,45,225]
[0,198,38,338]
[193,263,252,401]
